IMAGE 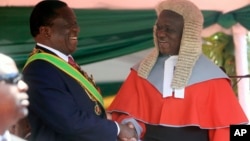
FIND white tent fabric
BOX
[1,0,250,121]
[0,0,249,12]
[232,24,250,122]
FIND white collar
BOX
[36,43,69,62]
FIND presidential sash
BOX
[23,53,104,107]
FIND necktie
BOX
[68,56,79,70]
[68,56,100,91]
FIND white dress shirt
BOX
[37,43,69,62]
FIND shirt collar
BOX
[36,43,69,62]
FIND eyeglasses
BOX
[0,73,23,85]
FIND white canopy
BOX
[0,0,249,13]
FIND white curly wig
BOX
[138,0,204,89]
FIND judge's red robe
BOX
[108,69,248,141]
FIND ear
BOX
[39,26,51,38]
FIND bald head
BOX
[0,53,19,75]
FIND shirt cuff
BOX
[115,121,120,135]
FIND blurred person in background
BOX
[0,53,29,141]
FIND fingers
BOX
[126,122,135,129]
[121,137,137,141]
[120,138,128,141]
[106,112,112,120]
[128,137,137,141]
[126,122,137,139]
[118,123,138,141]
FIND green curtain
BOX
[1,5,250,69]
[1,6,250,96]
[0,8,156,69]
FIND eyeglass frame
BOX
[0,73,23,85]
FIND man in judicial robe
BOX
[107,0,249,141]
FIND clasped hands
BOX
[106,112,138,141]
[118,122,138,141]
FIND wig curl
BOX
[138,0,204,89]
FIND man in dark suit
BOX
[22,1,137,141]
[0,53,29,141]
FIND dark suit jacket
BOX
[23,47,118,141]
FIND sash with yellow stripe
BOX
[23,53,104,107]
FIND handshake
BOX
[118,122,138,141]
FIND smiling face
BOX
[39,6,80,55]
[155,10,184,55]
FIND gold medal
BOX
[94,103,102,115]
[84,89,102,116]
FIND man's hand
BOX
[106,112,112,120]
[118,123,138,141]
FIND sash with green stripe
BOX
[23,53,104,107]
